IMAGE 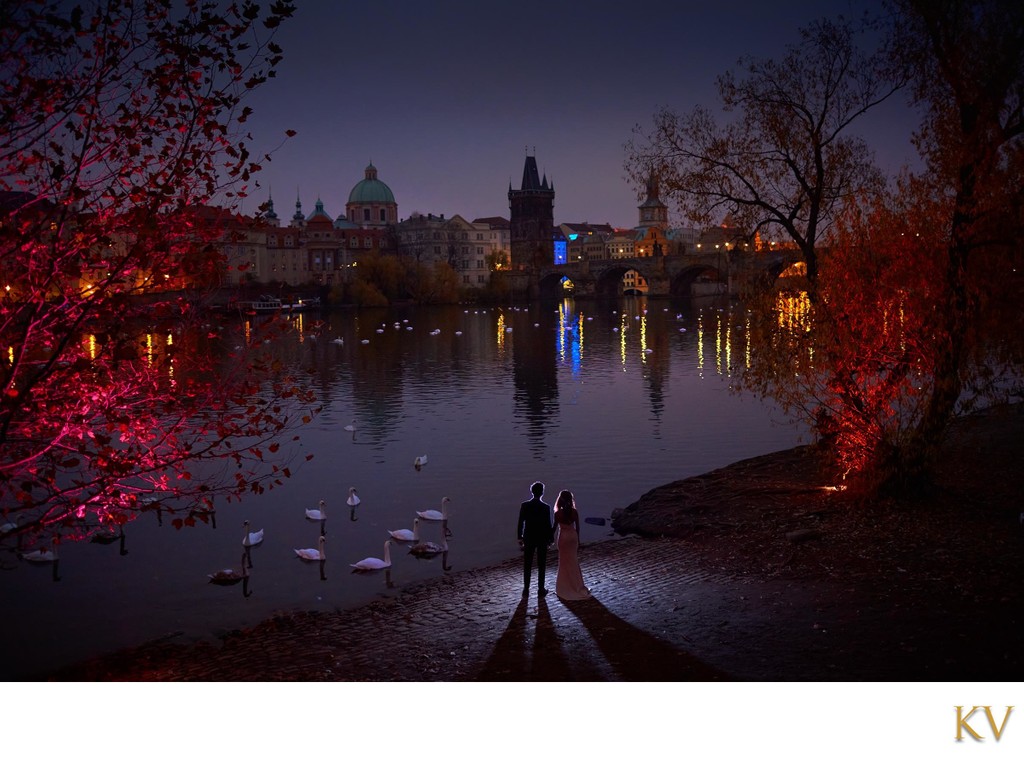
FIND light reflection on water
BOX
[0,295,807,679]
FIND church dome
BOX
[348,163,395,204]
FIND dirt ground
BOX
[44,404,1024,682]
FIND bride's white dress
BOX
[555,522,591,600]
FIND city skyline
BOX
[237,0,919,230]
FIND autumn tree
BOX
[742,0,1024,494]
[885,0,1024,481]
[0,0,314,548]
[626,15,900,286]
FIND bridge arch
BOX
[669,264,726,297]
[538,271,571,300]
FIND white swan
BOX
[305,499,326,521]
[417,496,451,522]
[388,518,420,542]
[242,519,264,547]
[331,336,344,345]
[414,455,427,468]
[343,420,357,432]
[347,487,360,508]
[295,535,326,561]
[209,552,248,584]
[22,537,59,563]
[351,539,392,570]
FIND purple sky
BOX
[237,0,918,229]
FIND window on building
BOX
[476,247,483,255]
[380,209,386,222]
[462,275,470,284]
[364,237,372,248]
[477,274,486,284]
[476,233,483,240]
[461,246,468,255]
[461,260,468,269]
[350,237,357,247]
[476,259,483,269]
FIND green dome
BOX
[348,163,395,204]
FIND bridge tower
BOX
[508,153,555,289]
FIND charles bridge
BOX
[510,248,804,300]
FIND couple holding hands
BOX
[516,481,591,601]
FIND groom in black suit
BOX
[517,481,554,598]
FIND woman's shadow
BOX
[563,596,727,681]
[478,594,721,681]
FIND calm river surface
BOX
[1,295,807,679]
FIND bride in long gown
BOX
[553,489,591,600]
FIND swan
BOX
[295,535,326,561]
[242,519,264,547]
[305,499,326,521]
[22,537,59,563]
[343,420,356,432]
[409,525,448,558]
[360,339,370,345]
[417,496,451,523]
[331,336,344,345]
[414,455,427,468]
[388,518,420,542]
[347,487,360,508]
[351,539,392,570]
[208,552,247,584]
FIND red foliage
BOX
[0,1,307,547]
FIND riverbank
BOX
[45,403,1024,681]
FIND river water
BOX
[0,294,807,679]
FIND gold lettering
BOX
[956,706,983,741]
[982,706,1013,741]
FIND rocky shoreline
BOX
[44,404,1024,681]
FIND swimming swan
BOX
[388,518,420,542]
[417,496,451,522]
[22,536,59,563]
[409,521,449,557]
[242,519,264,547]
[414,455,428,468]
[351,540,392,570]
[209,552,248,584]
[305,500,327,521]
[295,535,327,561]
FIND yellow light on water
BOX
[639,314,647,366]
[697,312,704,375]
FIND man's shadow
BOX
[479,593,647,679]
[564,597,727,681]
[478,597,581,681]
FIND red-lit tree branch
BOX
[0,1,307,548]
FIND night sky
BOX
[239,0,920,229]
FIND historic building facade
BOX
[255,163,399,287]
